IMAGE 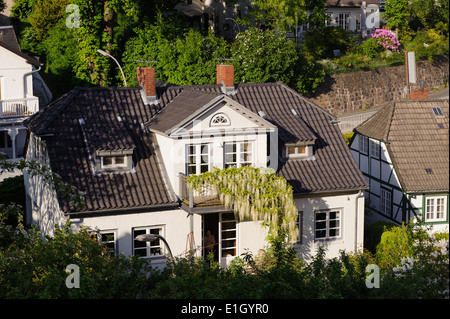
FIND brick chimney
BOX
[137,67,156,98]
[217,64,234,88]
[216,64,236,95]
[410,86,429,100]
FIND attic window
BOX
[102,155,127,168]
[210,113,230,127]
[96,150,134,173]
[283,142,314,160]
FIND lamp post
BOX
[97,49,127,87]
[135,234,174,260]
[225,18,240,38]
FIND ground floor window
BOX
[99,230,118,257]
[202,212,237,264]
[425,196,447,222]
[315,209,341,240]
[133,226,164,258]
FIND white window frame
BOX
[224,141,253,168]
[101,155,127,169]
[132,226,166,258]
[359,135,369,155]
[99,230,118,256]
[186,143,210,175]
[210,113,230,127]
[380,187,392,217]
[220,212,238,262]
[314,209,342,240]
[338,13,350,30]
[370,139,380,158]
[425,196,447,222]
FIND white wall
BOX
[24,133,68,236]
[154,101,274,198]
[0,47,34,99]
[70,209,202,269]
[294,192,365,261]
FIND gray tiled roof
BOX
[355,99,449,193]
[24,87,178,213]
[25,82,368,213]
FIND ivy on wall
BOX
[187,166,298,242]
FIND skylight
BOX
[432,107,444,117]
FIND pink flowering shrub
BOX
[372,29,401,52]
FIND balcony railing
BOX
[0,97,39,118]
[179,173,222,208]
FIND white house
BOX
[0,25,51,180]
[23,65,368,268]
[349,99,449,233]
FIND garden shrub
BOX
[359,37,383,59]
[364,221,397,254]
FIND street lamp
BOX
[135,234,174,260]
[97,49,127,87]
[225,18,240,38]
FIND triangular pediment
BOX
[147,89,276,137]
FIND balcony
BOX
[179,173,226,212]
[0,97,39,118]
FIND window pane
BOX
[316,212,327,221]
[134,249,147,257]
[115,156,125,164]
[316,221,326,230]
[103,156,113,166]
[329,229,339,237]
[224,143,236,154]
[222,213,235,221]
[316,230,326,238]
[297,146,306,154]
[287,146,296,155]
[222,230,236,239]
[188,165,196,175]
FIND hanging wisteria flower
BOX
[372,29,401,52]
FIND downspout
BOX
[23,65,42,98]
[355,190,365,252]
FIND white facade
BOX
[350,133,449,233]
[25,90,367,268]
[1,39,41,181]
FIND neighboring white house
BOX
[0,26,51,180]
[349,99,449,233]
[23,65,368,268]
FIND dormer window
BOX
[210,113,230,127]
[102,155,127,168]
[96,150,134,173]
[283,142,314,160]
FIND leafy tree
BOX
[0,222,152,298]
[0,0,5,13]
[246,0,307,33]
[383,0,412,33]
[27,0,70,41]
[122,15,230,87]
